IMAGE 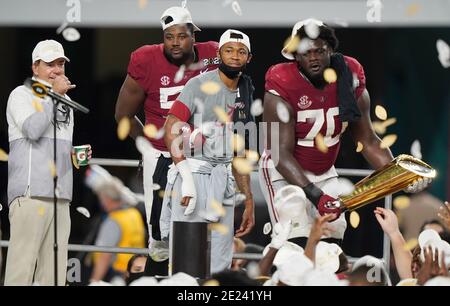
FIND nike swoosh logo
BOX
[200,68,209,74]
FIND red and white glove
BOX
[317,194,341,221]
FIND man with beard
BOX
[162,29,255,273]
[259,19,431,248]
[115,6,219,275]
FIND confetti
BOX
[245,150,259,163]
[276,102,290,123]
[383,117,397,128]
[410,140,422,160]
[138,0,148,9]
[297,38,314,54]
[406,3,420,17]
[203,279,220,286]
[117,117,131,140]
[235,193,247,205]
[174,65,185,83]
[304,22,320,39]
[315,133,328,153]
[263,222,272,235]
[372,121,386,135]
[436,39,450,68]
[337,178,355,196]
[49,160,57,177]
[250,99,263,116]
[152,183,161,191]
[201,81,221,95]
[380,134,397,149]
[283,35,300,54]
[181,0,187,8]
[208,223,229,235]
[211,199,226,217]
[38,206,45,216]
[394,195,410,210]
[356,141,364,152]
[232,157,253,175]
[403,238,418,251]
[232,134,245,153]
[62,27,80,42]
[246,262,260,279]
[0,203,2,212]
[76,207,91,218]
[323,68,337,83]
[350,211,360,228]
[56,21,69,35]
[0,148,8,161]
[375,105,387,120]
[143,124,158,139]
[32,99,44,112]
[213,106,230,123]
[231,1,242,16]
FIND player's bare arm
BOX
[264,91,311,188]
[232,167,255,237]
[349,88,394,169]
[115,75,146,139]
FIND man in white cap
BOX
[163,29,255,273]
[5,39,91,285]
[114,6,219,276]
[258,19,431,248]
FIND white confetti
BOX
[155,128,165,140]
[337,178,355,196]
[76,207,91,218]
[246,262,260,279]
[152,183,161,191]
[436,39,450,68]
[62,27,81,42]
[297,38,314,54]
[250,99,263,117]
[276,102,290,123]
[231,1,242,16]
[56,21,68,34]
[332,18,349,28]
[410,140,422,160]
[235,193,247,206]
[0,203,2,212]
[304,22,320,39]
[174,65,186,83]
[263,222,272,235]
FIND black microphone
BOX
[24,78,89,114]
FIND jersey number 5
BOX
[159,86,184,109]
[297,107,345,147]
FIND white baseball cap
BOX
[32,39,70,64]
[160,6,200,32]
[219,29,251,52]
[281,18,324,60]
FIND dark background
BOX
[0,26,449,271]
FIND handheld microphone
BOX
[24,78,89,114]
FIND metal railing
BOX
[0,158,391,268]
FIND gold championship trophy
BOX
[330,155,437,212]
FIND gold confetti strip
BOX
[213,106,230,123]
[138,0,148,9]
[350,211,360,229]
[315,133,328,153]
[375,105,388,121]
[380,134,397,149]
[245,150,259,163]
[403,238,418,251]
[117,117,131,141]
[211,199,226,217]
[32,99,44,112]
[38,206,45,216]
[143,124,158,139]
[232,134,245,152]
[372,121,386,135]
[157,190,177,199]
[203,279,220,286]
[71,153,79,169]
[394,195,411,210]
[406,3,421,17]
[383,117,397,128]
[323,68,337,83]
[356,141,364,153]
[200,81,221,95]
[208,223,229,235]
[48,160,57,178]
[0,148,8,161]
[232,157,253,175]
[283,35,300,54]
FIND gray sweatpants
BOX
[4,197,70,286]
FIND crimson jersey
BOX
[265,56,366,175]
[127,41,220,151]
